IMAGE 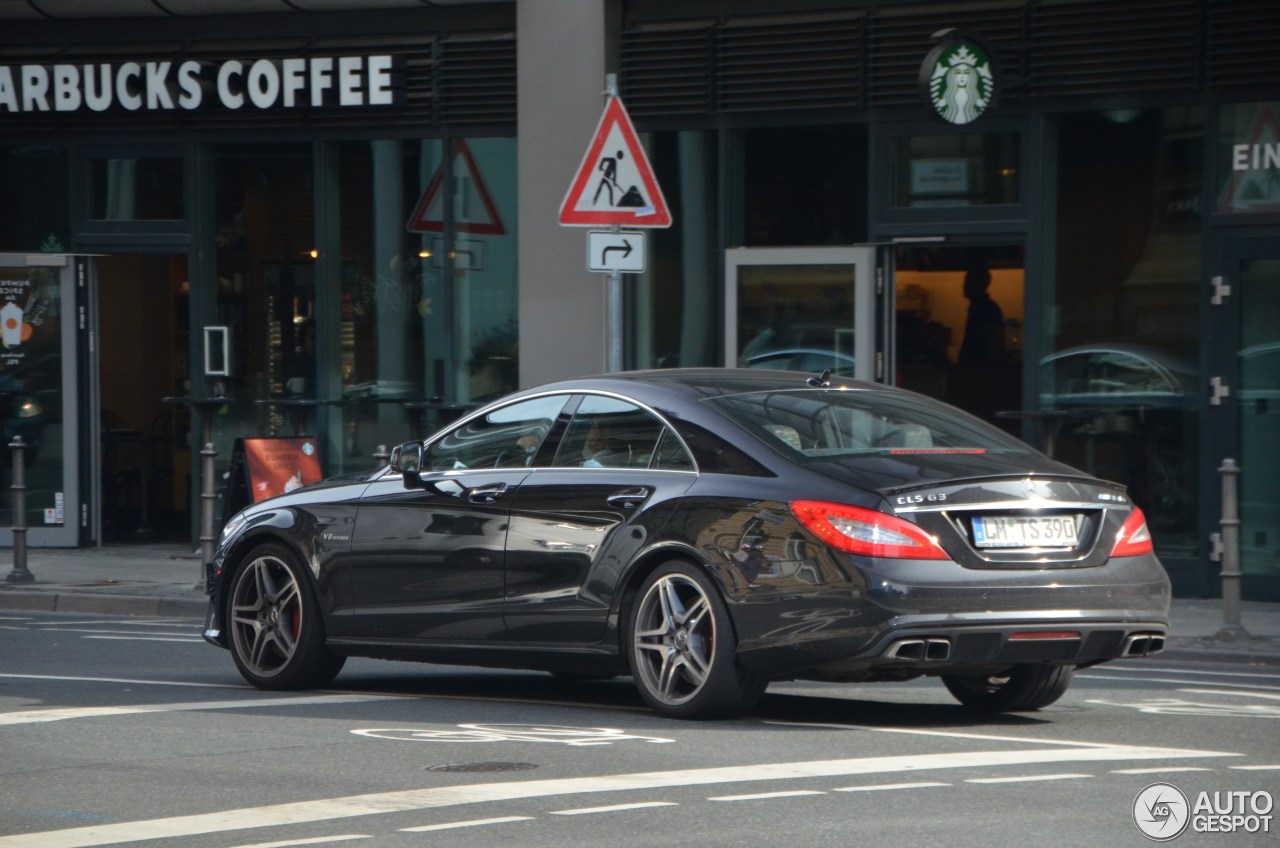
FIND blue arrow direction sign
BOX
[587,230,646,273]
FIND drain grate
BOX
[427,762,539,773]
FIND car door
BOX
[502,394,697,644]
[345,394,570,642]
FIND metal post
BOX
[373,444,391,468]
[607,265,623,373]
[6,436,32,584]
[199,441,218,578]
[1215,458,1250,641]
[604,73,624,375]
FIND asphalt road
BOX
[1,610,1277,848]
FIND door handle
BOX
[467,482,508,504]
[607,487,651,509]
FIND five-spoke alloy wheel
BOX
[228,543,345,690]
[628,561,764,719]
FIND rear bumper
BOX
[731,550,1171,680]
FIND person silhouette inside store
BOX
[959,265,1005,365]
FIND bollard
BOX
[199,441,218,577]
[6,436,32,584]
[373,444,391,468]
[1215,458,1250,642]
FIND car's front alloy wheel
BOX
[941,664,1075,712]
[227,542,345,690]
[628,561,764,719]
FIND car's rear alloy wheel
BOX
[228,543,345,690]
[941,664,1075,712]
[628,561,765,719]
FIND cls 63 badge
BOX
[897,493,947,505]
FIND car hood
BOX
[804,449,1097,497]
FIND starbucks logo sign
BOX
[919,30,997,125]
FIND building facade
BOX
[0,0,1276,600]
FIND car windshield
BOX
[706,388,1032,459]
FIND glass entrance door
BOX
[1222,237,1280,601]
[0,253,80,547]
[724,247,885,383]
[93,255,191,543]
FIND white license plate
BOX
[972,515,1079,548]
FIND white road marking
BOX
[0,742,1237,848]
[35,628,200,637]
[1111,767,1215,775]
[0,694,397,726]
[1230,764,1280,770]
[550,802,678,815]
[1087,666,1280,681]
[966,773,1091,784]
[0,673,237,689]
[1078,674,1280,693]
[832,782,950,792]
[83,636,204,644]
[709,790,827,802]
[227,837,370,848]
[762,720,1128,749]
[400,817,533,832]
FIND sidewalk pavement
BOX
[2,545,1278,666]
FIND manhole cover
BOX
[427,762,539,774]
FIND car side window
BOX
[426,395,568,471]
[553,395,682,470]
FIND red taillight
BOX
[790,500,949,560]
[1110,506,1154,557]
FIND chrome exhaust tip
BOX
[1122,632,1166,658]
[884,637,951,662]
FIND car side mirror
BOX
[394,441,425,489]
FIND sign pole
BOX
[561,73,670,374]
[603,75,623,374]
[607,243,623,372]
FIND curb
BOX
[0,591,207,618]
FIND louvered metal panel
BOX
[868,1,1025,107]
[1207,0,1280,89]
[716,12,862,114]
[436,31,516,126]
[1029,0,1196,97]
[620,21,715,118]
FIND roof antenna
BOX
[806,369,832,388]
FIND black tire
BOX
[942,664,1075,712]
[226,542,345,690]
[627,560,766,719]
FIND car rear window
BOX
[706,388,1032,459]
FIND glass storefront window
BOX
[89,157,184,220]
[209,143,315,467]
[633,125,868,371]
[742,126,867,246]
[0,145,69,252]
[329,136,518,472]
[1048,107,1203,556]
[891,132,1018,207]
[1216,101,1280,215]
[633,131,719,369]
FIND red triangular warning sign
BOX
[559,97,671,228]
[407,139,507,235]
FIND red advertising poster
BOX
[242,438,324,502]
